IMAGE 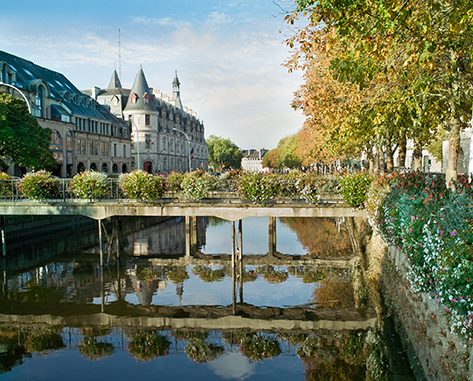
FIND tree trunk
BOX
[446,116,461,190]
[413,139,423,171]
[398,134,407,170]
[365,149,373,173]
[386,149,394,173]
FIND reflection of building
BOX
[125,217,207,256]
[87,67,208,174]
[241,149,268,172]
[0,50,131,177]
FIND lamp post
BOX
[0,82,31,113]
[172,128,191,171]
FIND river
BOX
[0,216,415,380]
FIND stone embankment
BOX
[367,233,473,380]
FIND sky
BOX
[0,0,306,150]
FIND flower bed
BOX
[371,171,473,340]
[69,171,108,199]
[18,171,59,200]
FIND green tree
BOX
[206,135,243,171]
[0,91,57,170]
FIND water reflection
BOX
[0,216,411,380]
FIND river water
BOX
[0,216,415,380]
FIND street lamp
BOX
[0,82,31,113]
[172,128,191,171]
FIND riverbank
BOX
[366,232,472,380]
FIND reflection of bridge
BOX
[0,301,377,331]
[139,253,359,268]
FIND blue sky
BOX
[0,0,305,149]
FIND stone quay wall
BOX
[367,233,473,380]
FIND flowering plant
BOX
[128,331,170,361]
[236,172,280,204]
[119,170,166,201]
[240,334,281,361]
[181,170,212,201]
[376,171,473,339]
[18,170,59,200]
[184,338,224,363]
[166,171,184,192]
[167,267,189,283]
[192,266,227,282]
[340,172,373,208]
[0,172,13,197]
[258,266,288,283]
[69,171,108,199]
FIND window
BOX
[101,142,110,156]
[145,134,151,149]
[144,93,150,104]
[36,86,44,118]
[123,144,126,158]
[77,139,87,155]
[89,140,98,155]
[145,114,150,126]
[130,93,137,104]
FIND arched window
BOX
[50,130,64,164]
[90,163,97,171]
[77,162,85,173]
[122,164,127,173]
[101,163,108,173]
[112,163,118,173]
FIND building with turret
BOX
[89,67,208,174]
[0,50,131,178]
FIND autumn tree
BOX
[0,91,57,171]
[206,135,243,171]
[287,0,473,184]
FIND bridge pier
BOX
[185,216,191,257]
[1,216,6,258]
[98,219,104,267]
[268,217,276,256]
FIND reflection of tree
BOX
[24,329,64,353]
[184,338,224,363]
[78,328,114,361]
[0,328,28,374]
[167,266,189,283]
[8,281,62,304]
[240,334,281,362]
[73,261,96,280]
[78,337,113,361]
[303,357,365,381]
[192,266,226,282]
[313,280,355,308]
[128,330,170,361]
[280,217,353,256]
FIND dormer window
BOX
[143,93,150,104]
[130,93,138,104]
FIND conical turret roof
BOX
[108,69,122,89]
[124,65,158,112]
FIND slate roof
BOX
[0,50,127,127]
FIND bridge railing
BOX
[0,178,344,205]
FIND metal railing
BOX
[0,178,343,205]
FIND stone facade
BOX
[0,50,131,178]
[89,67,208,174]
[367,234,473,380]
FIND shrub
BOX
[18,170,59,200]
[119,170,166,201]
[236,173,280,204]
[166,171,185,192]
[181,170,212,201]
[0,172,13,197]
[69,171,108,199]
[295,173,319,204]
[340,172,373,208]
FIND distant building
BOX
[0,50,131,177]
[443,128,472,176]
[241,149,268,172]
[87,67,208,174]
